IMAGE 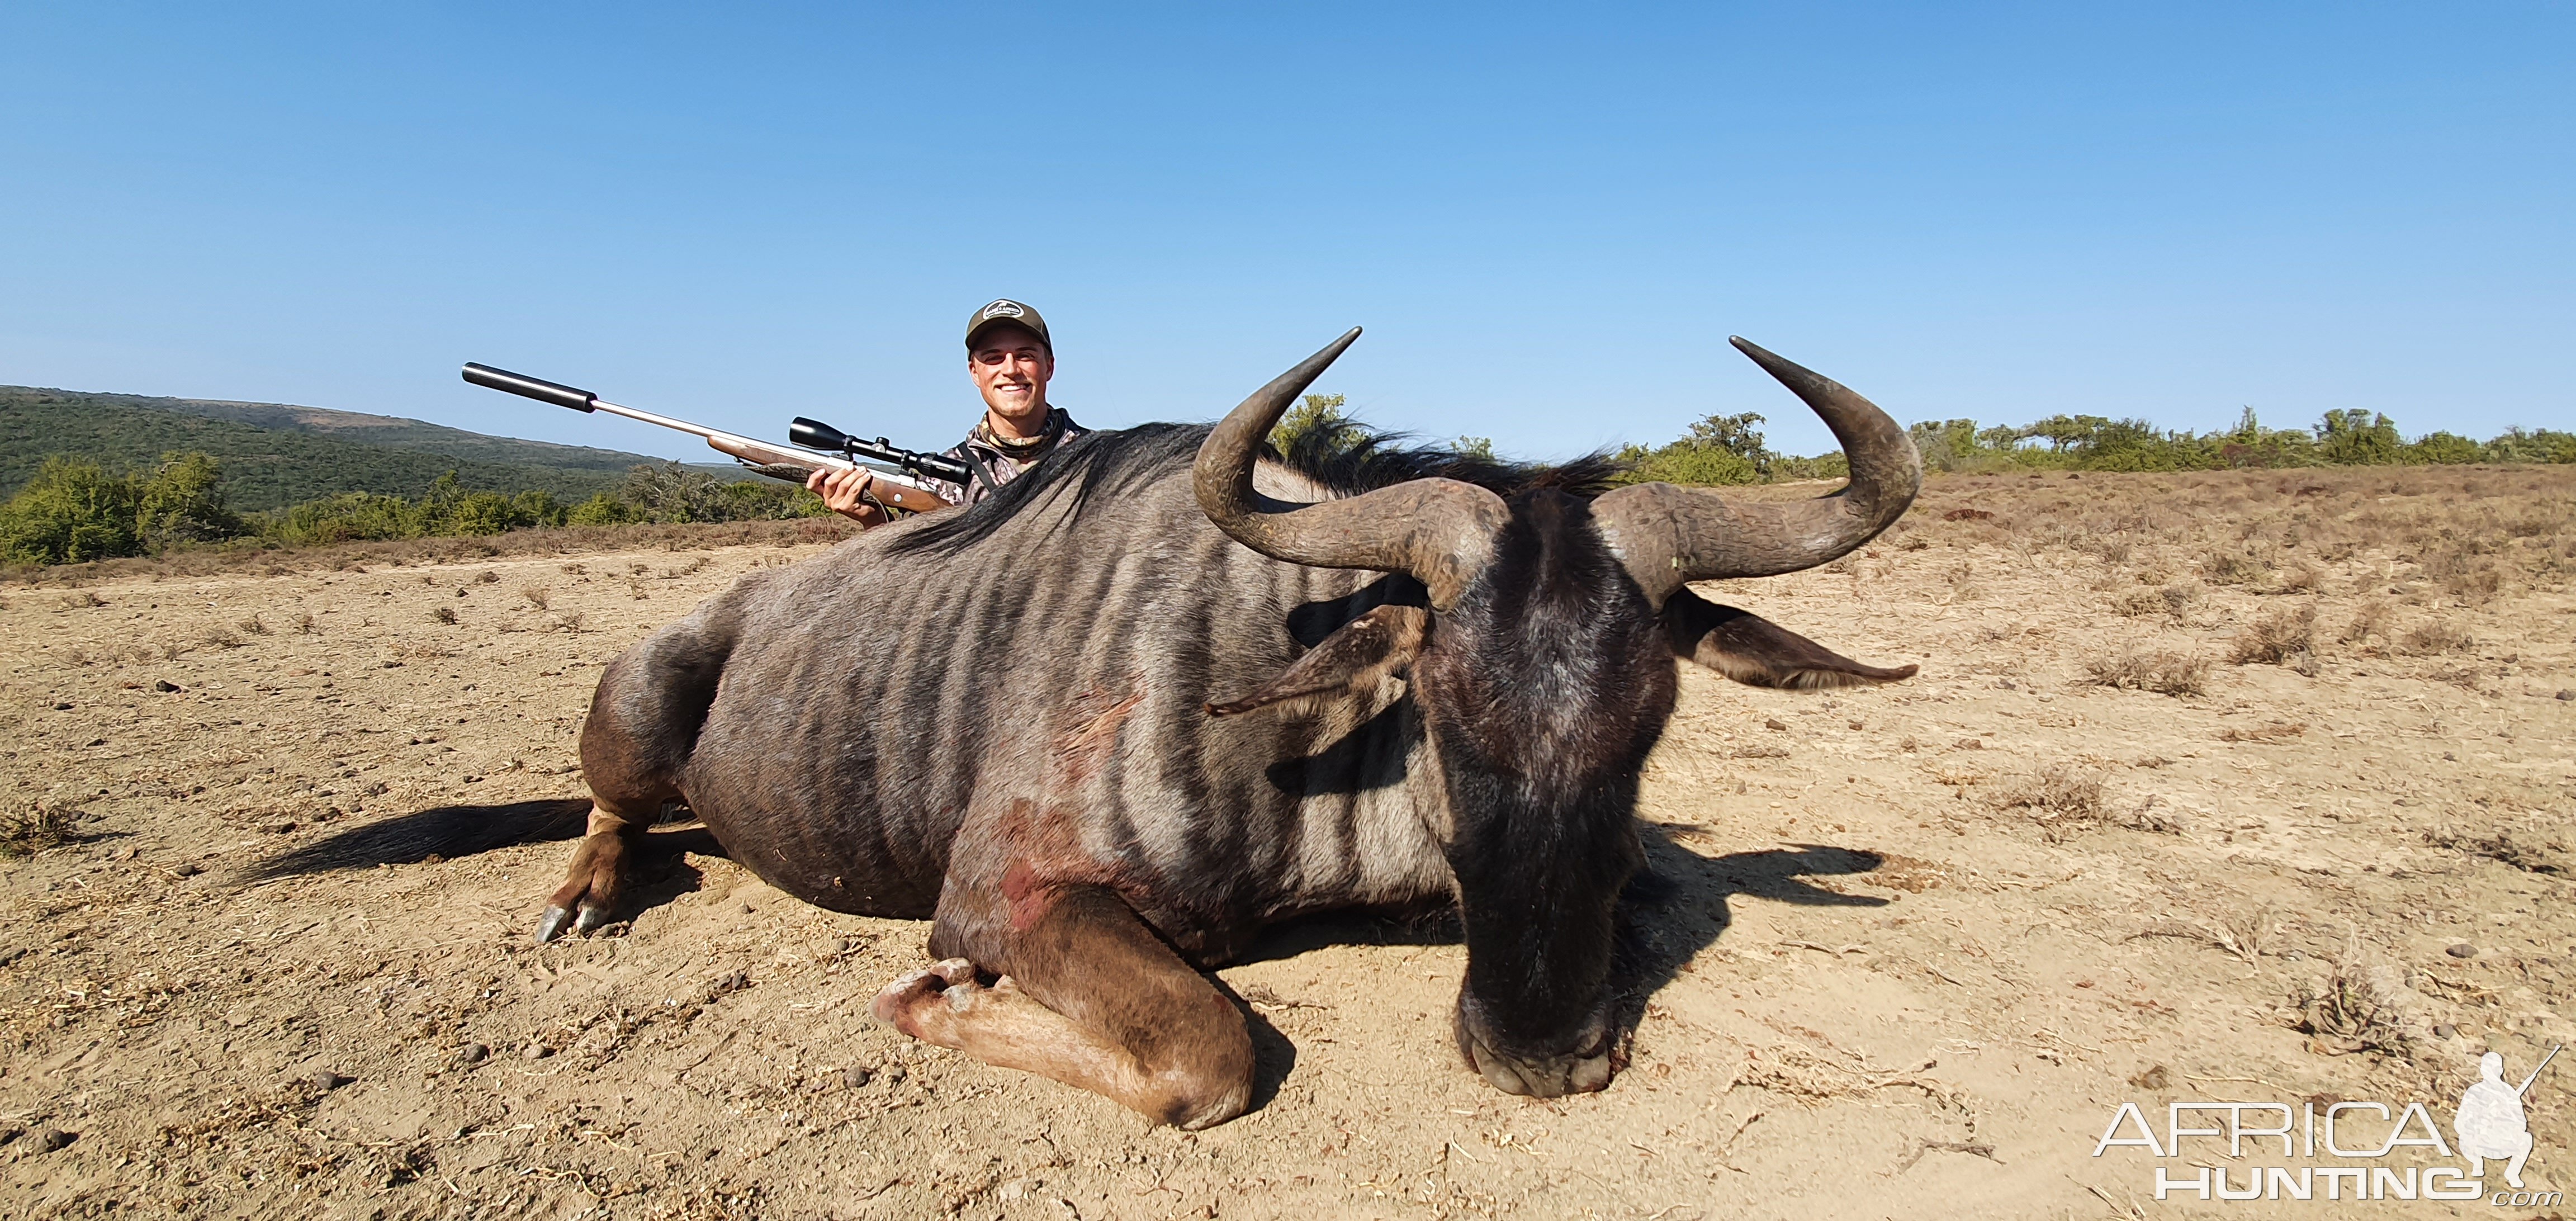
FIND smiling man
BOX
[809,299,1086,525]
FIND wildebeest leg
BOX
[872,885,1254,1129]
[541,640,711,942]
[537,801,647,943]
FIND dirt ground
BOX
[3,464,2572,1220]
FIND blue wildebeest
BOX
[545,332,1920,1128]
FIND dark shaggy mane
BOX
[1276,425,1625,499]
[888,420,1623,558]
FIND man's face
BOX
[968,325,1053,425]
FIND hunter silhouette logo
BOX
[2458,1046,2556,1189]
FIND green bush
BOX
[2409,432,2484,465]
[0,458,144,564]
[136,452,242,546]
[567,493,632,526]
[0,451,251,563]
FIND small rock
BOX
[460,1043,489,1064]
[1956,738,1982,751]
[307,1070,352,1091]
[2447,943,2478,959]
[153,679,181,693]
[51,702,72,711]
[108,846,136,862]
[262,821,298,835]
[1764,718,1788,732]
[2558,690,2574,701]
[524,1043,553,1061]
[2435,1024,2459,1039]
[31,1127,74,1154]
[170,862,203,878]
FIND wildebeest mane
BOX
[889,420,1622,559]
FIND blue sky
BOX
[2,3,2567,463]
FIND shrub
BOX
[2397,622,2474,655]
[2231,606,2317,666]
[0,801,82,857]
[0,458,145,563]
[2085,649,2210,697]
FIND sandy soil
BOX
[2,465,2572,1220]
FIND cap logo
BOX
[981,300,1026,320]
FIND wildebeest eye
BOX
[1206,604,1430,717]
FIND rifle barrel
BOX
[2520,1043,2561,1095]
[460,362,948,498]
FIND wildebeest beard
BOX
[1414,489,1678,1095]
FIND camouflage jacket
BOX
[931,407,1085,507]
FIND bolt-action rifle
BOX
[460,363,968,515]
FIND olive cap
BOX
[965,299,1050,351]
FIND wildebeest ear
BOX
[1662,587,1918,689]
[1208,604,1431,717]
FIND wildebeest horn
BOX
[1195,328,1508,610]
[1592,337,1921,608]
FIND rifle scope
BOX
[789,417,973,486]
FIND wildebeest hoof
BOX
[872,958,978,1034]
[534,905,574,944]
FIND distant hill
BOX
[0,385,742,511]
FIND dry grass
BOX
[2269,564,2324,595]
[2218,721,2305,743]
[521,585,551,610]
[0,800,82,858]
[2293,951,2418,1058]
[2229,605,2316,666]
[2199,550,2268,586]
[2111,583,2199,618]
[2083,649,2209,697]
[2130,906,2276,965]
[2396,622,2474,655]
[2339,600,2390,645]
[2424,825,2568,875]
[1990,766,2106,839]
[431,606,458,625]
[2,518,861,588]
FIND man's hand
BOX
[808,466,889,528]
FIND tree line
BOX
[1623,406,2574,485]
[0,455,830,566]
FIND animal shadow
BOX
[236,798,726,897]
[1611,830,1892,1032]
